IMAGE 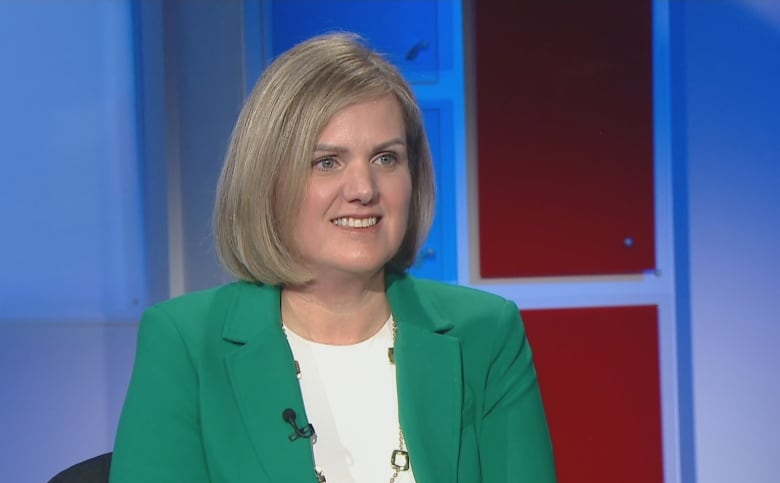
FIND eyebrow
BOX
[314,138,407,154]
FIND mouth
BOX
[331,216,379,228]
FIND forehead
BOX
[316,95,406,143]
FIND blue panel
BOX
[666,3,697,482]
[674,2,780,482]
[268,0,446,83]
[409,103,456,282]
[0,1,145,321]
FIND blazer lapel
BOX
[222,283,317,482]
[389,273,463,483]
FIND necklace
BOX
[282,318,410,482]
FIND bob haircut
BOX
[214,33,436,286]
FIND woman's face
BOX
[290,94,412,281]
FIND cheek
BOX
[298,184,329,219]
[390,183,413,238]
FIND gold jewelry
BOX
[282,318,410,482]
[388,318,409,482]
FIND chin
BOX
[332,257,392,277]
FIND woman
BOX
[110,33,556,482]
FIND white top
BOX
[284,316,416,483]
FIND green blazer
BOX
[110,272,556,482]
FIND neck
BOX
[281,270,390,345]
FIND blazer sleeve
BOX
[479,300,557,482]
[110,306,210,482]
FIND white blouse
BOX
[284,316,416,483]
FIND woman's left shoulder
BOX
[412,277,509,307]
[397,275,520,329]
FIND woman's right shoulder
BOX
[149,282,241,315]
[139,281,272,338]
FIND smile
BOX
[331,216,379,228]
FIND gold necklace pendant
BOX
[391,449,410,470]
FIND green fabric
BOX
[110,272,557,482]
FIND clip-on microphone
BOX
[282,408,316,442]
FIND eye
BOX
[374,152,398,167]
[313,156,338,171]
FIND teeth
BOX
[332,217,378,228]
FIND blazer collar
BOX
[223,274,463,483]
[221,272,454,341]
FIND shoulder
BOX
[411,277,514,318]
[408,277,508,307]
[139,281,277,343]
[394,276,529,374]
[151,282,246,316]
[390,274,520,332]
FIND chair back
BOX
[48,452,112,483]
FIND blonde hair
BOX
[214,33,435,285]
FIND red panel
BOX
[523,306,664,483]
[475,1,655,277]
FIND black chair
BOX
[48,453,112,483]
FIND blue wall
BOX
[0,1,146,322]
[0,2,141,481]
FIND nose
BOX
[342,162,377,204]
